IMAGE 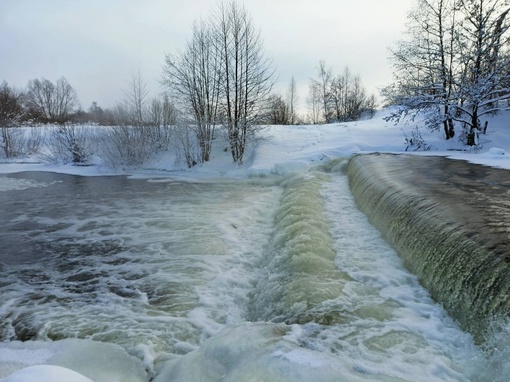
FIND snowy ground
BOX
[0,108,509,180]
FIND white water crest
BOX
[0,168,506,381]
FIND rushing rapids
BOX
[346,153,510,343]
[1,167,509,380]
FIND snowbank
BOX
[1,109,509,179]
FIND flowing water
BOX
[346,154,510,344]
[0,164,506,381]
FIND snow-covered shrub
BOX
[1,127,25,158]
[97,125,174,168]
[403,127,430,151]
[172,123,200,168]
[24,127,45,156]
[40,125,90,164]
[0,126,45,159]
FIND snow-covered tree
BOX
[454,0,510,144]
[386,0,510,145]
[384,0,458,139]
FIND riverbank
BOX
[1,109,510,180]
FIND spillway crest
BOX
[346,153,510,342]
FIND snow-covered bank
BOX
[1,109,509,179]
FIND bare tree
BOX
[125,69,149,126]
[318,60,334,122]
[98,72,173,168]
[330,67,351,121]
[0,81,24,127]
[287,77,298,125]
[214,1,275,162]
[26,77,78,124]
[307,80,322,124]
[149,98,163,127]
[308,64,376,123]
[264,93,290,124]
[163,19,222,163]
[0,82,23,158]
[161,94,177,127]
[112,102,131,125]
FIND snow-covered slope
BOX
[1,109,508,179]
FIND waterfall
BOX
[247,172,353,325]
[346,153,510,343]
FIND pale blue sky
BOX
[0,0,411,113]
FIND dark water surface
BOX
[1,172,139,265]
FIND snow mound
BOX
[488,147,506,156]
[0,365,92,382]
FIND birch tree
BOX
[163,19,221,163]
[163,1,274,163]
[124,69,149,126]
[214,1,275,162]
[287,77,298,125]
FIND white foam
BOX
[0,177,48,192]
[1,169,507,380]
[317,173,478,379]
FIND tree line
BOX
[384,0,510,146]
[0,78,78,126]
[0,75,177,128]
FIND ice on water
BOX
[0,339,146,381]
[1,365,92,382]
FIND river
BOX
[0,163,504,381]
